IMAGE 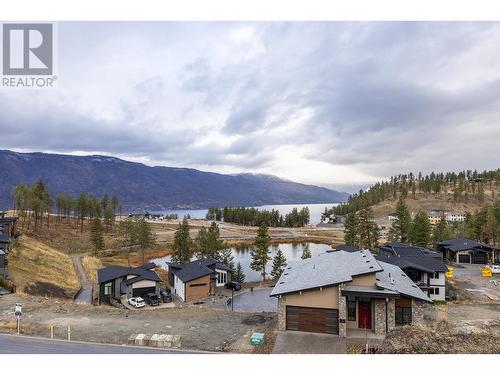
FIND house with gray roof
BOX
[376,242,448,301]
[168,258,233,302]
[97,263,162,305]
[436,238,497,264]
[270,249,431,338]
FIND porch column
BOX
[277,296,286,331]
[374,299,386,335]
[338,285,346,338]
[387,299,395,332]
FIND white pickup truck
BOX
[486,265,500,274]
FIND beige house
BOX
[270,250,431,337]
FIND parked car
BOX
[145,293,161,306]
[160,290,172,303]
[128,297,146,308]
[224,281,241,291]
[486,264,500,274]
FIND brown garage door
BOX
[286,306,339,335]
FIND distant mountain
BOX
[0,150,348,210]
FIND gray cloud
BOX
[1,22,500,185]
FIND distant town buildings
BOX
[427,210,466,225]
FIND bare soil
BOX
[0,294,274,351]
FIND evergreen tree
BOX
[301,243,312,259]
[171,217,193,264]
[233,262,246,283]
[357,208,380,249]
[387,197,411,242]
[250,223,271,281]
[218,248,235,270]
[271,249,287,279]
[432,214,451,245]
[135,218,157,264]
[90,217,105,255]
[343,212,360,247]
[410,211,431,247]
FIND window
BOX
[429,287,439,295]
[347,298,356,321]
[190,283,207,287]
[103,282,112,295]
[429,272,440,279]
[395,307,412,325]
[217,271,227,284]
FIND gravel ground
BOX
[0,294,274,351]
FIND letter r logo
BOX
[2,23,53,75]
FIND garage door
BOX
[132,287,156,297]
[472,252,488,264]
[458,254,471,263]
[286,306,339,335]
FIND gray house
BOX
[97,263,162,304]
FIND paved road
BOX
[72,255,93,304]
[0,334,199,354]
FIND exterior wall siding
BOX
[283,285,339,309]
[185,274,211,302]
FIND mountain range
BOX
[0,150,348,211]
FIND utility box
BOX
[482,267,492,277]
[250,332,265,346]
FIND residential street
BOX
[0,334,199,354]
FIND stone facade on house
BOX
[338,285,346,338]
[277,296,286,331]
[374,299,386,335]
[412,299,426,325]
[387,298,396,331]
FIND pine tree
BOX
[135,218,157,264]
[301,243,312,259]
[271,249,287,279]
[172,217,193,264]
[388,197,411,242]
[233,262,246,283]
[343,212,360,246]
[358,208,380,249]
[218,248,235,270]
[250,223,271,281]
[90,217,105,255]
[432,214,451,245]
[410,211,431,247]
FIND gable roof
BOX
[328,244,362,253]
[437,238,497,252]
[170,258,233,283]
[376,261,432,302]
[270,249,382,296]
[97,264,161,284]
[377,242,448,273]
[380,242,441,258]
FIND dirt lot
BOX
[0,294,274,351]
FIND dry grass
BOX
[8,235,80,298]
[81,255,102,285]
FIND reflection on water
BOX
[153,242,332,282]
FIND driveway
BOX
[72,255,93,304]
[451,264,500,301]
[232,288,277,312]
[272,331,346,354]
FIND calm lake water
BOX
[152,242,333,282]
[150,203,338,225]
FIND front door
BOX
[358,301,372,329]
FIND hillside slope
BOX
[7,236,80,298]
[0,150,348,210]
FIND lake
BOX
[150,203,339,225]
[152,242,333,282]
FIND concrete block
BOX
[134,333,150,346]
[149,334,161,347]
[127,334,138,345]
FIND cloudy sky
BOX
[2,22,500,192]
